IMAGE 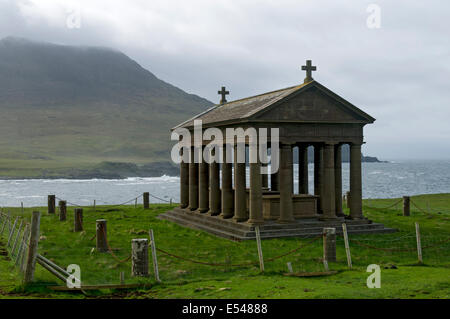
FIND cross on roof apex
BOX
[218,86,230,105]
[301,60,317,83]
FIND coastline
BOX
[0,158,385,180]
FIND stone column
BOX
[334,144,344,216]
[208,153,221,216]
[262,165,269,189]
[298,144,309,194]
[198,152,209,213]
[278,144,294,223]
[180,147,189,209]
[221,144,234,218]
[188,147,199,211]
[270,146,279,191]
[321,143,336,219]
[234,143,247,222]
[349,143,363,219]
[248,143,264,225]
[314,144,324,213]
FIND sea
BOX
[0,160,449,207]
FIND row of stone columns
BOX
[297,142,362,219]
[179,141,363,223]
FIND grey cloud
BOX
[0,0,448,159]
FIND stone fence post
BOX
[323,227,336,263]
[143,192,150,209]
[59,200,67,221]
[96,219,108,252]
[131,239,149,277]
[48,195,56,214]
[74,208,83,232]
[403,196,410,216]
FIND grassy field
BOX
[0,193,449,299]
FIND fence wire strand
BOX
[156,235,322,267]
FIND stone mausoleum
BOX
[159,60,394,240]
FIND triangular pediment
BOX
[251,82,373,123]
[174,80,374,130]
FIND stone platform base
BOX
[158,208,397,241]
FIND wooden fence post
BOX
[323,227,336,262]
[403,196,410,216]
[20,225,30,272]
[96,219,108,252]
[143,192,150,209]
[131,239,149,277]
[0,212,8,235]
[93,200,96,212]
[11,219,23,255]
[287,262,293,273]
[7,217,18,247]
[74,208,83,232]
[342,223,352,269]
[255,226,265,272]
[48,195,56,214]
[15,225,29,267]
[21,202,24,214]
[59,200,67,221]
[415,222,423,264]
[24,211,41,283]
[149,229,161,282]
[120,271,125,285]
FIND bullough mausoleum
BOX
[159,60,394,240]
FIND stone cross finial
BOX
[301,60,317,83]
[218,86,229,104]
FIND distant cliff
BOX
[300,144,383,163]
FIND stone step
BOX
[158,213,247,241]
[160,212,396,240]
[161,210,250,237]
[165,208,373,232]
[163,209,382,236]
[165,209,253,231]
[159,209,397,241]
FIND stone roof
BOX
[174,80,374,129]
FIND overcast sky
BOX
[0,0,449,160]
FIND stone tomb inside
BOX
[160,63,395,240]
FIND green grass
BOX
[0,194,449,299]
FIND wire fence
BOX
[364,197,449,218]
[0,212,32,278]
[2,195,450,289]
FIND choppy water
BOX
[0,160,449,207]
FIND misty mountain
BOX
[0,37,212,171]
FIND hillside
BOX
[0,37,212,178]
[0,37,380,179]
